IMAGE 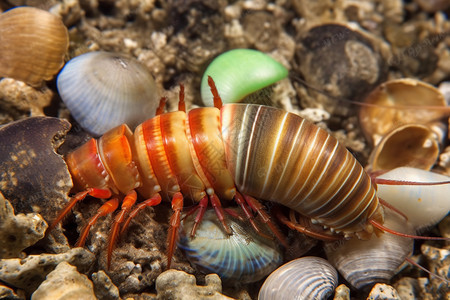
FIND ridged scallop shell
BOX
[359,78,447,146]
[367,124,440,171]
[325,208,414,290]
[0,7,69,87]
[178,209,283,283]
[376,167,450,231]
[57,51,160,136]
[258,257,338,300]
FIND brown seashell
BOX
[359,78,447,146]
[368,124,440,171]
[0,7,69,87]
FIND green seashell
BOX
[201,49,288,106]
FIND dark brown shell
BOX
[0,117,72,220]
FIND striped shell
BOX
[220,104,382,238]
[57,51,160,136]
[178,209,283,283]
[258,257,338,300]
[325,208,414,290]
[200,49,288,106]
[376,167,450,231]
[0,7,69,87]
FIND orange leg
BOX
[167,192,183,268]
[274,206,341,242]
[76,197,119,247]
[243,195,289,247]
[189,195,208,237]
[48,188,112,233]
[107,190,137,269]
[234,192,272,240]
[120,193,162,235]
[210,193,231,235]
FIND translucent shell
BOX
[200,49,288,106]
[376,167,450,231]
[258,257,338,300]
[359,78,447,146]
[368,124,440,171]
[178,209,283,283]
[57,51,160,136]
[0,7,69,87]
[325,208,414,290]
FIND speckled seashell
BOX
[57,51,160,136]
[200,49,288,106]
[376,167,450,231]
[325,208,414,290]
[258,256,338,300]
[359,78,447,146]
[178,209,283,283]
[0,7,69,87]
[367,124,440,171]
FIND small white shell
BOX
[258,257,338,300]
[376,167,450,231]
[325,208,414,290]
[57,51,160,136]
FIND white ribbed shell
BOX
[178,209,283,283]
[325,208,414,290]
[258,257,338,300]
[57,51,159,136]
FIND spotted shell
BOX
[57,51,160,136]
[0,7,69,87]
[178,209,283,283]
[258,256,338,300]
[200,49,288,106]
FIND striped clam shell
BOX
[178,209,283,283]
[57,51,160,136]
[0,7,69,87]
[258,256,338,300]
[325,208,414,290]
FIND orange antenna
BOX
[178,83,186,112]
[208,76,223,109]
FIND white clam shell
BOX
[376,167,450,231]
[325,208,414,290]
[258,256,338,300]
[57,51,160,136]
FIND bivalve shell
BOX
[57,51,160,136]
[178,209,283,283]
[258,256,338,300]
[0,7,69,87]
[359,78,447,146]
[325,208,414,290]
[367,124,440,171]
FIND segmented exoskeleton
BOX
[50,78,389,268]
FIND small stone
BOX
[155,270,234,300]
[0,192,47,259]
[92,270,120,300]
[333,284,350,300]
[31,262,96,300]
[366,283,401,299]
[0,248,95,293]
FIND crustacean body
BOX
[49,78,394,270]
